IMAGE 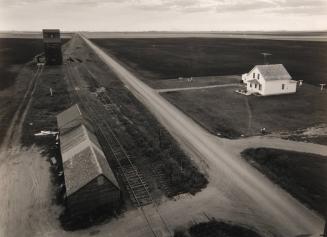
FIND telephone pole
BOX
[261,52,272,65]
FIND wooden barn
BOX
[42,29,63,65]
[57,104,121,215]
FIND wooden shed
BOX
[57,105,121,215]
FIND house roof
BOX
[253,64,292,81]
[57,105,120,197]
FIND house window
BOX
[255,84,257,89]
[257,74,260,80]
[250,83,252,88]
[253,73,255,78]
[282,84,285,90]
[259,84,262,90]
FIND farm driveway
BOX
[157,83,239,93]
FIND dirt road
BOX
[81,34,325,237]
[0,147,62,237]
[0,62,61,237]
[0,64,43,151]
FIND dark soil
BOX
[0,38,43,90]
[174,220,262,237]
[241,148,327,217]
[92,38,327,86]
[59,202,123,231]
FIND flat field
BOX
[0,38,46,145]
[175,220,262,237]
[85,31,327,41]
[162,84,327,139]
[92,38,327,86]
[0,38,43,90]
[241,148,327,217]
[0,38,70,145]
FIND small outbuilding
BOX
[242,64,297,96]
[57,104,121,215]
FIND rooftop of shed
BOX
[57,105,120,196]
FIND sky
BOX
[0,0,327,31]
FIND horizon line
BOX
[1,30,327,33]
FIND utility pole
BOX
[261,52,272,65]
[320,84,326,91]
[321,221,327,236]
[158,128,162,148]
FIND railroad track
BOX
[86,100,153,207]
[64,60,152,207]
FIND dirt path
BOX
[244,97,253,134]
[0,147,62,237]
[0,61,60,237]
[0,64,43,152]
[157,83,239,93]
[81,34,324,237]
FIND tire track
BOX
[245,97,253,133]
[0,65,43,153]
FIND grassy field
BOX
[0,38,69,145]
[162,84,327,139]
[21,65,72,149]
[0,38,44,90]
[241,148,327,217]
[0,39,45,145]
[92,38,327,86]
[174,220,261,237]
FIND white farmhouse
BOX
[242,64,297,96]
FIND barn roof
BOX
[253,64,292,81]
[57,104,83,129]
[57,104,93,133]
[57,105,120,197]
